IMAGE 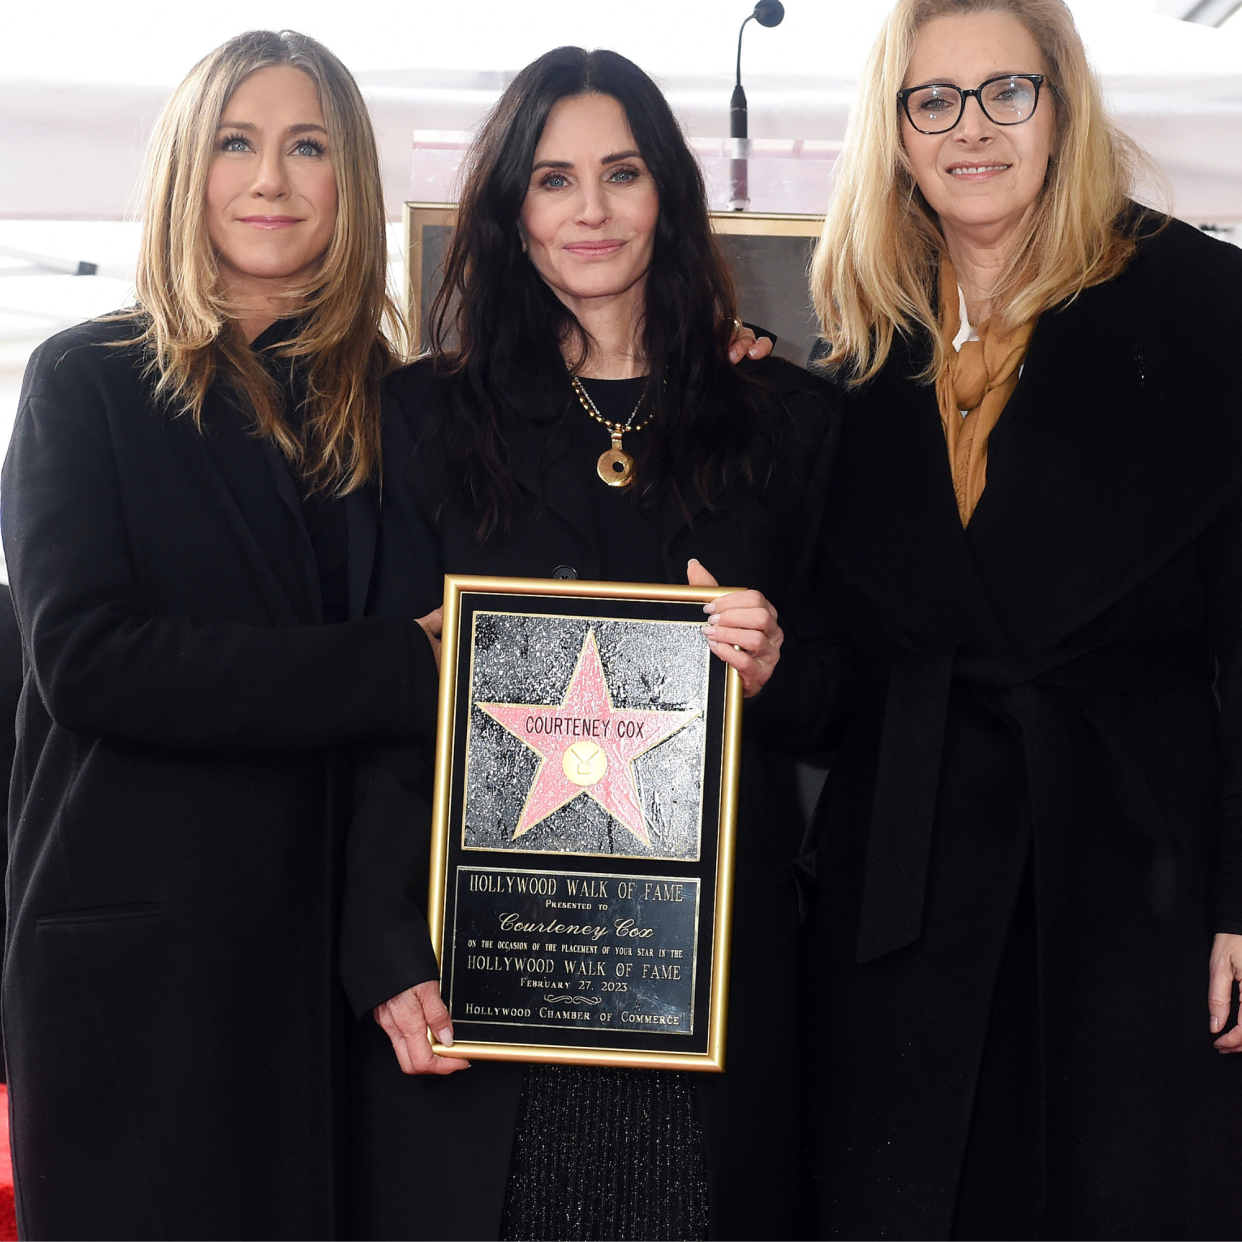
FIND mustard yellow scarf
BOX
[935,257,1034,525]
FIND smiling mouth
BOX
[948,164,1011,177]
[564,240,626,257]
[237,216,304,229]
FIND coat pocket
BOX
[36,901,165,927]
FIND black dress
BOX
[495,378,709,1242]
[342,356,846,1241]
[2,317,438,1240]
[801,215,1242,1240]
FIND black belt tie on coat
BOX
[856,632,1216,962]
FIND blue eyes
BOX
[218,134,327,157]
[537,166,642,190]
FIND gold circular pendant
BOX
[562,740,608,786]
[597,448,634,488]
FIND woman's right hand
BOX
[1209,933,1242,1051]
[374,980,471,1075]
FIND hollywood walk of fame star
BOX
[476,629,700,845]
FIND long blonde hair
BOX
[126,29,401,493]
[812,0,1159,383]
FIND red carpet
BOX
[0,1086,15,1240]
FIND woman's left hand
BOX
[1209,933,1242,1051]
[687,558,783,697]
[728,323,774,364]
[416,606,443,670]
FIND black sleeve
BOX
[1200,488,1242,931]
[741,381,860,752]
[2,340,438,755]
[742,322,777,349]
[340,742,441,1016]
[339,388,450,1014]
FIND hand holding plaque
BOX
[426,575,743,1071]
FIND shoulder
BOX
[738,354,838,426]
[382,355,454,443]
[382,353,438,404]
[739,353,834,395]
[23,315,148,401]
[1122,210,1242,301]
[27,315,145,377]
[731,356,839,497]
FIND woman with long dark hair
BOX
[341,46,843,1242]
[2,31,441,1239]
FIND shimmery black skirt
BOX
[498,1065,709,1242]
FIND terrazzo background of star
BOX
[463,612,711,860]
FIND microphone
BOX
[730,1,786,211]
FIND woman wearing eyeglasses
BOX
[802,0,1242,1238]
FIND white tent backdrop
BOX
[1,0,1239,546]
[2,0,1241,222]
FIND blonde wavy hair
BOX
[812,0,1160,383]
[124,29,401,493]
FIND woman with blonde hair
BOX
[802,0,1242,1236]
[1,29,442,1239]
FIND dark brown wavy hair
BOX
[425,46,788,537]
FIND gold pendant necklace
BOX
[569,373,652,488]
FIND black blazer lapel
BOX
[344,484,379,621]
[193,395,318,625]
[259,440,322,622]
[965,260,1242,654]
[504,411,601,579]
[825,337,989,650]
[657,481,712,573]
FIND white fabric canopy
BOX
[2,0,1240,222]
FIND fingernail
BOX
[437,1028,454,1047]
[703,602,716,614]
[706,614,719,627]
[1212,1017,1222,1033]
[687,558,700,567]
[748,345,761,357]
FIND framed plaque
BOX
[428,574,743,1071]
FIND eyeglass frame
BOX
[897,74,1046,135]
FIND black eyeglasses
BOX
[897,74,1045,134]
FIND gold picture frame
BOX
[428,574,744,1071]
[403,202,825,364]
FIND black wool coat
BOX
[2,319,438,1241]
[341,356,847,1242]
[803,216,1242,1240]
[0,585,22,1081]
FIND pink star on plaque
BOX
[477,629,700,845]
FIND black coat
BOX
[342,356,844,1241]
[804,216,1242,1239]
[1,319,438,1240]
[0,584,22,1081]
